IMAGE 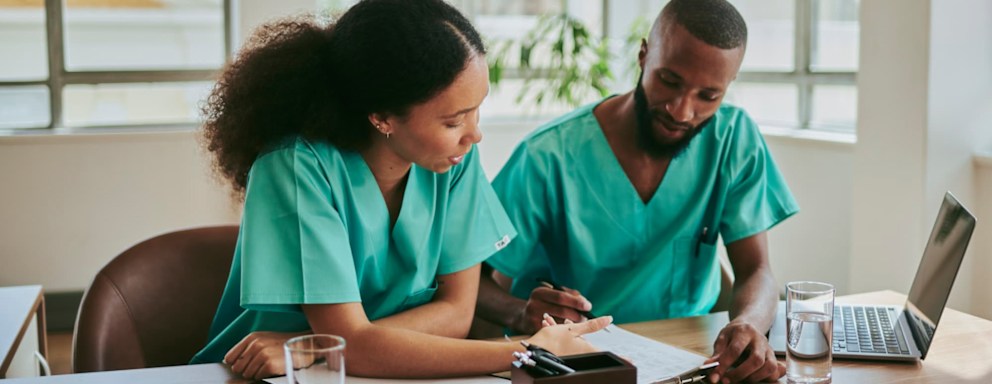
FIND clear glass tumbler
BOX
[284,334,346,384]
[785,281,835,384]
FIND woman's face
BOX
[378,55,490,174]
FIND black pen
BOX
[513,359,557,377]
[695,227,709,257]
[524,350,566,365]
[517,343,575,375]
[530,352,576,374]
[535,278,599,319]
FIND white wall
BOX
[926,0,992,315]
[0,131,239,291]
[850,0,992,315]
[974,155,992,319]
[763,137,854,295]
[849,0,930,296]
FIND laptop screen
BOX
[904,192,976,359]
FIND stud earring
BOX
[375,123,390,139]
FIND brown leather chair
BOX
[72,225,238,373]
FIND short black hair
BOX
[661,0,747,49]
[201,0,486,196]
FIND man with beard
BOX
[477,0,797,382]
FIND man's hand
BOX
[224,331,308,380]
[706,320,785,383]
[512,285,593,334]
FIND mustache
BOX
[649,109,694,131]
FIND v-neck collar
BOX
[584,107,673,208]
[568,100,711,240]
[343,151,430,254]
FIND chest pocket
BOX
[399,279,439,311]
[670,236,719,315]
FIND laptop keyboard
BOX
[833,305,912,355]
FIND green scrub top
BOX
[486,99,799,325]
[192,137,516,364]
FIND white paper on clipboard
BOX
[583,324,709,384]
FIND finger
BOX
[743,350,781,383]
[704,353,720,364]
[724,345,764,383]
[563,318,575,324]
[229,337,260,375]
[539,305,587,323]
[534,288,592,312]
[224,334,255,365]
[253,362,277,380]
[715,336,751,380]
[560,285,584,297]
[571,315,613,335]
[709,331,731,378]
[542,312,558,326]
[242,350,268,380]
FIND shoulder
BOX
[250,136,349,179]
[511,101,602,161]
[709,103,763,144]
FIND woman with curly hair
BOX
[190,0,611,380]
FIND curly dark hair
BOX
[202,0,486,197]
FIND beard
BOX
[633,74,705,158]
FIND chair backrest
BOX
[72,225,238,373]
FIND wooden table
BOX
[4,290,991,383]
[624,290,992,383]
[0,285,47,379]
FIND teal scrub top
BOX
[192,137,516,364]
[486,99,799,325]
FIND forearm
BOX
[374,300,473,338]
[728,265,778,332]
[374,265,481,338]
[475,269,527,329]
[341,324,520,377]
[724,232,779,333]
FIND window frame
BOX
[736,0,858,132]
[460,0,858,132]
[0,0,232,131]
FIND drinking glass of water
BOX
[785,281,835,384]
[284,334,345,384]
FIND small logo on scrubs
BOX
[494,235,511,251]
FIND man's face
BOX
[634,22,744,157]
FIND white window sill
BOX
[0,125,198,145]
[759,125,857,147]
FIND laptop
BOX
[769,191,977,361]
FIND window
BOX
[453,0,859,133]
[451,0,606,123]
[727,0,860,132]
[0,0,230,130]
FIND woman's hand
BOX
[224,331,309,380]
[523,314,613,356]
